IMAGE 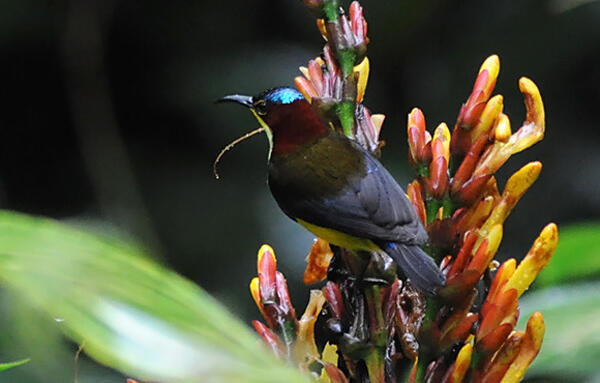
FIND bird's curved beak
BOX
[217,94,254,108]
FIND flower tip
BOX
[518,76,539,95]
[479,54,500,79]
[450,343,473,383]
[250,277,260,306]
[295,76,317,103]
[503,161,543,199]
[500,312,545,382]
[540,222,559,247]
[519,77,545,131]
[494,113,511,142]
[258,244,276,265]
[354,56,370,103]
[527,312,545,338]
[408,107,425,128]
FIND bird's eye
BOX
[254,99,267,115]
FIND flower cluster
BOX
[247,1,557,383]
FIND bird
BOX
[219,87,445,294]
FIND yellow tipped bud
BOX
[479,54,500,78]
[257,244,276,267]
[494,113,512,142]
[505,223,558,297]
[504,162,542,203]
[486,258,517,304]
[433,122,451,164]
[519,77,545,135]
[473,94,504,141]
[299,66,310,79]
[354,57,370,104]
[480,162,542,235]
[501,313,545,383]
[249,277,262,309]
[450,343,473,383]
[478,55,501,100]
[504,78,545,155]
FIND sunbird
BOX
[219,87,445,294]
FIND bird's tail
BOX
[383,242,445,295]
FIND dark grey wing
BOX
[268,136,427,245]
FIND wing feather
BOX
[268,133,427,245]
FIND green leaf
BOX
[0,358,29,372]
[536,223,600,287]
[519,282,600,379]
[0,210,309,383]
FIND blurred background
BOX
[0,0,599,381]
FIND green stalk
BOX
[322,0,339,21]
[364,285,386,383]
[337,101,355,139]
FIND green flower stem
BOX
[364,285,386,383]
[337,101,355,139]
[365,350,385,383]
[338,49,358,77]
[322,0,339,21]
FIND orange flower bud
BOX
[430,123,451,198]
[500,313,545,383]
[467,224,503,275]
[257,244,277,304]
[295,76,318,102]
[457,55,500,130]
[447,230,479,281]
[252,320,284,358]
[482,330,523,383]
[407,108,427,166]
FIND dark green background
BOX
[0,0,598,381]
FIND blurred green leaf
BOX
[519,281,600,379]
[0,358,29,372]
[0,210,309,383]
[536,223,600,287]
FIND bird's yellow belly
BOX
[296,219,380,252]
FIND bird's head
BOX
[219,87,329,158]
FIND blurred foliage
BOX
[520,282,600,381]
[0,210,308,383]
[0,358,29,372]
[536,223,600,287]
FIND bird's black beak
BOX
[217,94,254,108]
